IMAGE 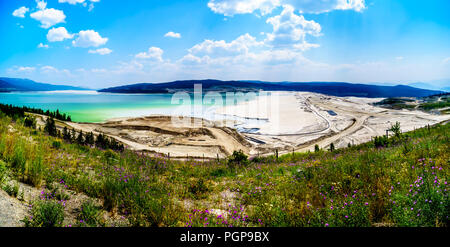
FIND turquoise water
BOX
[0,91,257,123]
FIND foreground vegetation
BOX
[0,111,448,227]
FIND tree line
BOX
[43,117,124,152]
[0,103,71,122]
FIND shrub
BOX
[78,200,104,227]
[23,199,65,227]
[374,135,389,148]
[329,143,335,152]
[3,182,19,198]
[52,141,61,149]
[52,187,70,201]
[23,116,36,129]
[188,178,209,199]
[390,121,402,138]
[227,150,249,167]
[314,144,320,152]
[44,117,57,137]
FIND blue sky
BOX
[1,0,449,89]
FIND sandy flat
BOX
[215,92,328,135]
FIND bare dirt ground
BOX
[64,116,251,159]
[33,92,450,159]
[0,189,28,227]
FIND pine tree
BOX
[76,130,84,145]
[63,127,71,141]
[44,117,57,136]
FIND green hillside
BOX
[0,110,448,227]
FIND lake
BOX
[0,91,260,123]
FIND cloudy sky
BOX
[1,0,450,89]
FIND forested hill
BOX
[0,77,86,92]
[98,80,443,98]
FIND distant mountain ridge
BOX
[99,79,443,98]
[0,77,87,92]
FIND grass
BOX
[78,200,104,227]
[22,196,65,227]
[3,181,19,198]
[0,113,448,227]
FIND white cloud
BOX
[178,54,211,66]
[333,0,366,12]
[88,48,113,55]
[47,27,74,42]
[12,7,29,18]
[58,0,99,11]
[88,0,101,11]
[208,0,280,16]
[40,65,73,77]
[135,47,164,61]
[207,0,365,16]
[443,57,450,64]
[38,43,49,49]
[164,31,181,39]
[36,0,47,10]
[265,5,321,50]
[188,33,264,57]
[17,66,36,73]
[58,0,86,4]
[30,8,66,29]
[40,65,59,73]
[72,30,108,47]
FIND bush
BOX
[23,199,65,227]
[227,150,249,167]
[23,116,36,129]
[374,135,389,148]
[188,178,209,199]
[52,187,70,201]
[3,182,19,198]
[52,141,61,149]
[390,122,402,138]
[44,117,57,137]
[329,143,335,152]
[78,200,104,227]
[315,144,320,152]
